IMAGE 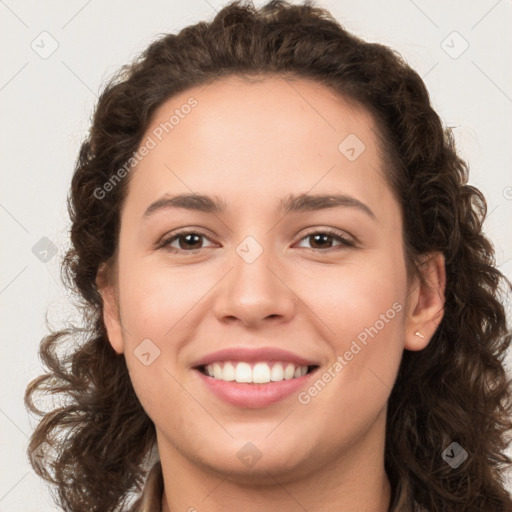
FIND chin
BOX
[196,438,316,484]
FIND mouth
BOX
[195,360,320,384]
[190,346,321,407]
[193,361,321,408]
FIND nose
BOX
[212,238,296,328]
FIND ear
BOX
[96,263,124,354]
[404,252,446,351]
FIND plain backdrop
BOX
[1,0,511,510]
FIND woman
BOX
[24,1,512,511]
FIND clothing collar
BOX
[137,460,163,512]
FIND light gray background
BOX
[1,0,511,510]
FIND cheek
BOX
[118,256,200,340]
[117,266,193,429]
[114,255,193,402]
[300,253,406,343]
[297,254,406,414]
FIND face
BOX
[100,75,443,484]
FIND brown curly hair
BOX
[24,1,512,511]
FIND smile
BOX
[194,363,320,408]
[200,360,315,383]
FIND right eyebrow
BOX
[143,193,227,218]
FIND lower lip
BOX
[194,369,317,408]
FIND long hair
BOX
[24,1,512,510]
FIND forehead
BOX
[144,74,379,156]
[124,75,396,222]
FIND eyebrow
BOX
[142,192,376,220]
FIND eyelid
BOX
[156,227,216,251]
[157,225,357,253]
[294,227,356,249]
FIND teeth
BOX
[270,363,284,381]
[204,361,309,384]
[222,361,235,381]
[252,362,270,383]
[284,363,295,380]
[235,362,252,383]
[213,363,223,379]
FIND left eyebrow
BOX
[142,192,376,220]
[279,192,376,219]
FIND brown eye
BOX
[307,233,335,249]
[175,233,204,250]
[296,230,354,251]
[160,230,215,252]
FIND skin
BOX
[98,75,445,512]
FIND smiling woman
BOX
[24,1,512,512]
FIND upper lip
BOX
[191,347,320,368]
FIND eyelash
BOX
[157,227,356,254]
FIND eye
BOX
[158,229,216,253]
[158,227,355,254]
[295,229,355,251]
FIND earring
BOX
[414,330,424,339]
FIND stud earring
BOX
[414,330,424,339]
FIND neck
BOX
[162,478,390,512]
[159,413,391,512]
